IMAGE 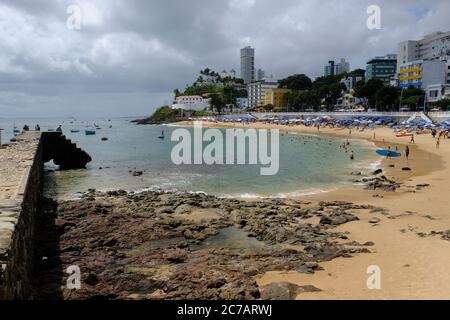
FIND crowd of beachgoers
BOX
[192,115,450,144]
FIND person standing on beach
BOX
[436,137,440,149]
[410,134,415,144]
[405,146,410,160]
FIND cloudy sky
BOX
[1,0,450,118]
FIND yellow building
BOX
[264,88,290,110]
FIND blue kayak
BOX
[376,149,401,157]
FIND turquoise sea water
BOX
[0,117,377,199]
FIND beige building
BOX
[247,81,278,109]
[264,88,290,110]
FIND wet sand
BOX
[179,121,450,299]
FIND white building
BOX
[247,81,278,109]
[172,95,210,111]
[426,84,449,103]
[397,31,450,73]
[340,75,364,91]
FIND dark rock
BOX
[369,217,381,224]
[85,273,99,286]
[206,278,226,289]
[320,212,359,226]
[259,282,321,300]
[132,171,143,176]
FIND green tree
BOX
[350,68,366,77]
[403,86,424,99]
[437,98,450,110]
[354,79,384,109]
[209,93,226,114]
[402,96,421,108]
[279,74,312,91]
[318,82,345,111]
[374,86,399,111]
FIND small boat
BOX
[70,129,80,133]
[376,149,401,158]
[85,130,96,135]
[396,132,413,137]
[158,130,165,139]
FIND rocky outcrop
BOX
[42,132,91,169]
[33,191,377,300]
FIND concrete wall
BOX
[0,133,43,299]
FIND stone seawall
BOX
[0,132,43,299]
[0,131,91,299]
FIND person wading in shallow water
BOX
[405,146,410,160]
[350,150,354,160]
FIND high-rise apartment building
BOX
[336,58,350,74]
[366,54,397,84]
[240,46,255,84]
[397,31,450,72]
[324,59,349,76]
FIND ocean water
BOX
[0,117,377,199]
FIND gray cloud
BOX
[1,0,450,117]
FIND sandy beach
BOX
[178,120,450,299]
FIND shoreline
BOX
[176,120,450,299]
[29,121,450,299]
